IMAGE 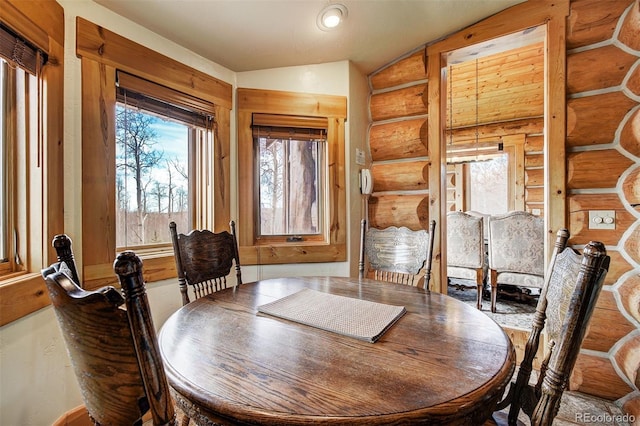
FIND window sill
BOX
[0,270,30,283]
[254,238,328,246]
[239,242,346,265]
[84,251,178,290]
[0,252,179,326]
[116,245,174,258]
[0,272,50,326]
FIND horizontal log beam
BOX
[369,118,427,161]
[371,161,428,192]
[368,194,429,230]
[567,44,637,94]
[567,92,637,146]
[567,0,629,49]
[370,50,427,91]
[370,84,427,122]
[568,150,634,189]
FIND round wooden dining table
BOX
[158,276,515,425]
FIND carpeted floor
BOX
[446,279,537,329]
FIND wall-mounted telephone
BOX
[360,169,373,195]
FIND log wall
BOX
[368,50,429,232]
[367,0,640,415]
[565,0,640,412]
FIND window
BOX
[447,135,525,213]
[0,0,64,326]
[253,114,327,240]
[0,26,46,277]
[115,73,218,252]
[469,154,509,214]
[237,88,347,265]
[0,58,9,274]
[115,73,216,250]
[115,104,190,247]
[77,18,232,287]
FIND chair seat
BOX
[494,271,544,288]
[487,211,545,313]
[448,266,479,281]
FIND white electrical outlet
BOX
[588,210,615,230]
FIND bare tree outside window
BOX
[116,104,190,247]
[258,137,322,236]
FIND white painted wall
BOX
[236,63,362,282]
[0,1,368,424]
[347,61,370,278]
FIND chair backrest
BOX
[495,229,609,426]
[465,210,490,241]
[359,219,436,289]
[50,234,81,286]
[446,211,485,309]
[488,210,545,277]
[170,220,242,305]
[42,251,175,426]
[447,211,484,269]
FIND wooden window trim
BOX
[502,134,526,211]
[0,0,65,326]
[448,133,526,212]
[115,73,216,250]
[252,113,327,243]
[117,71,218,115]
[76,18,232,289]
[237,88,347,265]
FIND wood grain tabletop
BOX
[159,276,515,425]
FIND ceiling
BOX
[93,0,526,75]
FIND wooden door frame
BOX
[426,0,569,293]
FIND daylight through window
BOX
[0,59,7,269]
[115,72,216,249]
[470,154,509,215]
[253,115,327,239]
[0,33,46,276]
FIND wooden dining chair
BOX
[169,221,242,305]
[42,251,176,426]
[491,229,609,426]
[49,234,81,286]
[487,211,545,313]
[447,211,485,309]
[359,219,436,289]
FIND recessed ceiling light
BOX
[317,4,348,31]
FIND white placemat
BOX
[257,288,406,343]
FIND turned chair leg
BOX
[476,268,483,310]
[490,269,498,313]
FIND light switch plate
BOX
[588,210,615,230]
